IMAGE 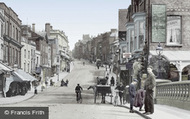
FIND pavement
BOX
[0,62,74,105]
[104,65,190,119]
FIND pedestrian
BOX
[66,79,69,86]
[97,64,99,69]
[50,79,54,86]
[45,79,48,87]
[34,86,38,94]
[114,91,119,106]
[134,74,146,111]
[134,88,145,111]
[129,79,138,113]
[115,82,125,105]
[143,67,156,115]
[96,77,100,85]
[61,79,64,86]
[125,85,129,103]
[110,76,115,86]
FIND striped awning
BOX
[14,69,37,81]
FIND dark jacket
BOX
[75,86,83,93]
[144,74,156,90]
[129,83,136,98]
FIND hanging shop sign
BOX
[152,4,166,42]
[123,53,131,59]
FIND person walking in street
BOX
[110,76,115,86]
[66,79,69,86]
[97,64,100,69]
[75,84,83,103]
[143,67,156,115]
[115,82,125,105]
[129,79,138,113]
[61,79,65,86]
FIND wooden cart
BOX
[94,85,111,103]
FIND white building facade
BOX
[21,37,36,74]
[45,23,70,73]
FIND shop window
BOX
[139,21,145,48]
[24,49,26,58]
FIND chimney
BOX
[111,29,117,33]
[45,23,50,36]
[32,23,35,32]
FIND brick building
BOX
[125,0,190,82]
[0,3,22,68]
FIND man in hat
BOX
[144,67,156,115]
[129,79,138,113]
[115,82,125,105]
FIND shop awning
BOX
[150,50,190,71]
[60,52,70,59]
[0,62,12,72]
[150,51,190,62]
[14,69,37,81]
[5,74,23,93]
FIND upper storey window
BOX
[166,16,181,45]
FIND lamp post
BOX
[116,48,120,82]
[57,51,60,81]
[99,45,102,61]
[156,42,163,79]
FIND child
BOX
[114,91,119,106]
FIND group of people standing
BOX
[129,67,156,115]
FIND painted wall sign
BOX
[152,4,166,42]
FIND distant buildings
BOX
[73,0,190,86]
[73,30,118,64]
[45,23,70,73]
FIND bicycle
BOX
[76,90,82,103]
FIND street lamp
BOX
[99,45,102,61]
[156,42,163,79]
[57,51,61,81]
[115,48,120,82]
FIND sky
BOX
[1,0,130,50]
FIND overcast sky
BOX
[1,0,130,50]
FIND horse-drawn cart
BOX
[94,85,111,103]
